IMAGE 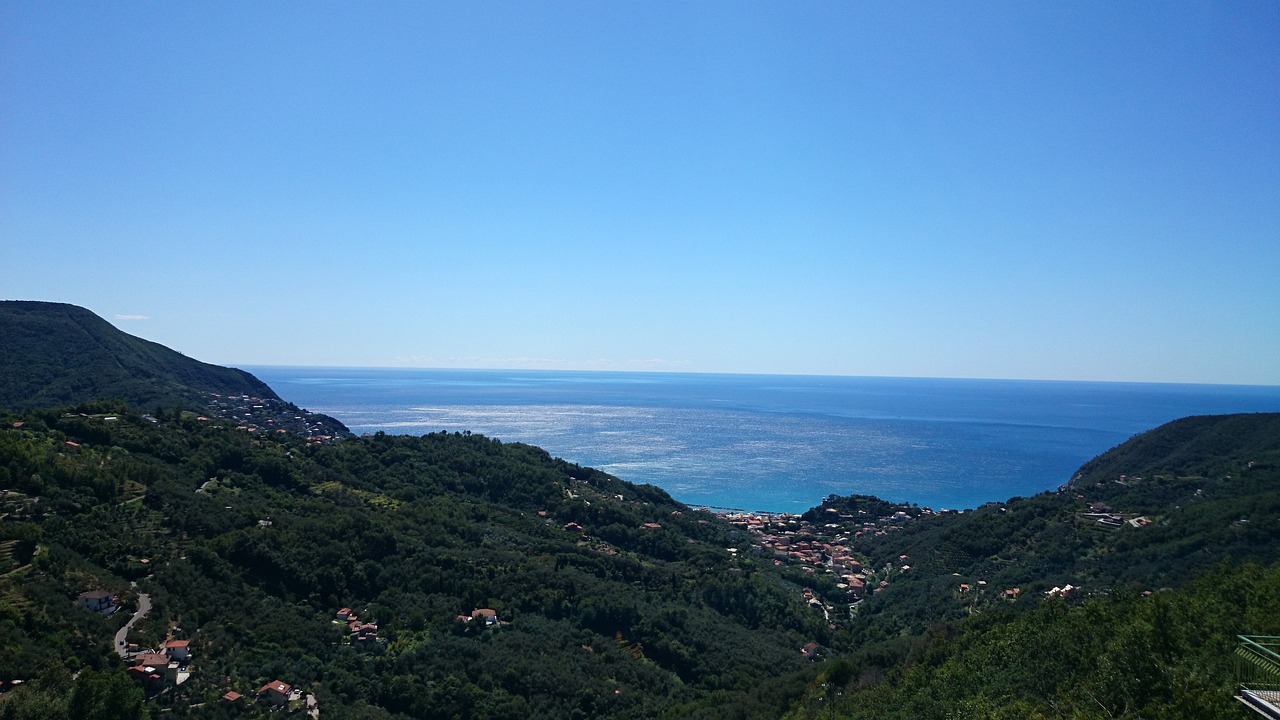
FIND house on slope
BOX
[258,679,292,706]
[76,589,117,615]
[163,639,191,662]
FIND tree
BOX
[65,670,146,720]
[0,684,68,720]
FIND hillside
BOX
[791,561,1280,720]
[0,404,824,719]
[795,413,1280,648]
[774,413,1280,719]
[2,408,1276,719]
[0,301,277,411]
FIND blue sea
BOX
[247,367,1280,513]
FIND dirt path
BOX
[114,593,151,658]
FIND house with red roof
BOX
[126,652,176,692]
[258,679,292,706]
[126,664,165,692]
[163,639,191,662]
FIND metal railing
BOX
[1237,636,1280,719]
[1238,636,1280,690]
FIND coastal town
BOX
[709,503,929,636]
[200,392,350,443]
[708,484,1156,639]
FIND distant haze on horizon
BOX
[3,3,1278,386]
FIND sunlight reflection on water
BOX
[249,368,1280,512]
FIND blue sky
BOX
[3,2,1278,384]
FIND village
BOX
[201,392,348,443]
[710,481,1160,652]
[713,504,917,637]
[714,501,1062,641]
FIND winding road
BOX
[114,593,151,658]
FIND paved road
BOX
[114,593,151,658]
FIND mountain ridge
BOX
[0,301,275,410]
[0,301,349,438]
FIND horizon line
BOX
[235,363,1280,390]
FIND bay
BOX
[247,367,1280,513]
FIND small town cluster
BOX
[202,392,348,443]
[713,502,1030,658]
[712,482,1160,659]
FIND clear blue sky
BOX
[3,2,1278,384]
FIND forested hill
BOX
[822,413,1280,644]
[0,301,277,411]
[781,413,1280,719]
[0,404,826,719]
[1069,412,1280,502]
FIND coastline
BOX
[248,366,1280,513]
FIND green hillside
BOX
[2,406,1276,719]
[0,405,823,719]
[779,413,1280,719]
[1069,412,1280,507]
[807,413,1280,649]
[790,561,1280,720]
[0,301,277,411]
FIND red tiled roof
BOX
[259,680,291,695]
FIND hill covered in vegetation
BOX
[788,560,1280,719]
[778,413,1280,719]
[0,403,827,719]
[0,301,276,411]
[765,414,1279,652]
[0,301,348,438]
[2,405,1277,719]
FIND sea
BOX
[246,367,1280,514]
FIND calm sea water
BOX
[246,367,1280,513]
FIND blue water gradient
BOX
[246,368,1280,513]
